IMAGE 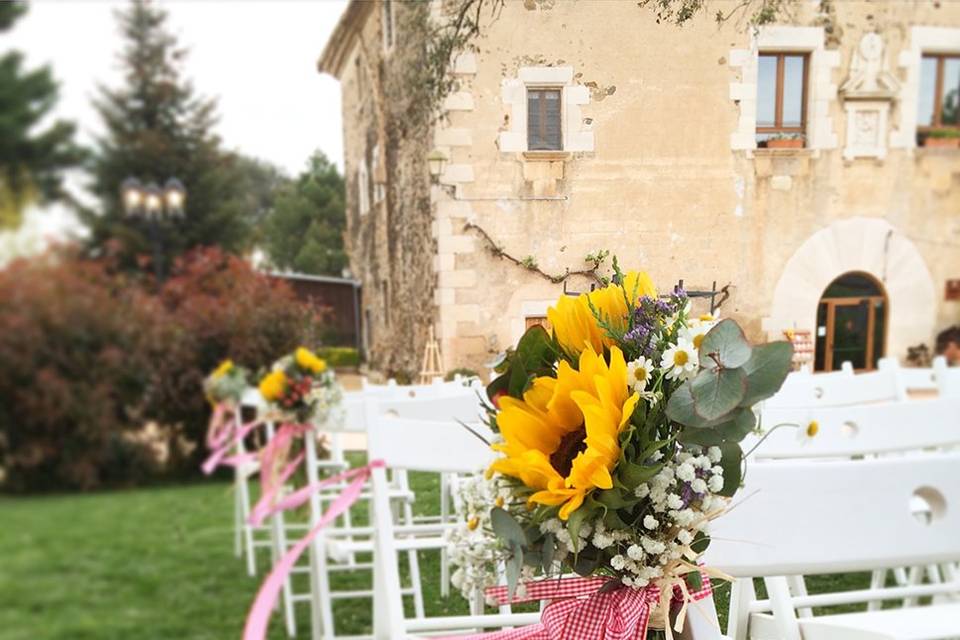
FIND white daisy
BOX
[660,339,698,381]
[681,314,720,352]
[797,419,819,444]
[626,356,654,392]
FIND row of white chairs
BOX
[230,375,486,639]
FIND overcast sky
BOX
[4,0,348,245]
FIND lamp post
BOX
[121,177,187,282]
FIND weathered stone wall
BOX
[430,0,960,372]
[340,2,438,379]
[334,0,960,376]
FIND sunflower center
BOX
[673,350,689,366]
[550,426,587,477]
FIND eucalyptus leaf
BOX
[491,507,527,548]
[715,407,757,443]
[505,542,523,598]
[739,341,794,406]
[572,546,601,577]
[603,508,629,530]
[717,442,743,497]
[690,531,711,554]
[542,533,556,573]
[596,488,633,510]
[686,570,703,591]
[678,427,724,446]
[698,319,752,370]
[691,367,747,421]
[665,382,704,427]
[507,362,531,397]
[565,500,600,553]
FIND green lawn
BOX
[0,469,872,639]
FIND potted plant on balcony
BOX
[765,132,805,149]
[922,128,960,149]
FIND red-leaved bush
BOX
[0,247,316,491]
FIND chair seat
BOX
[750,604,960,640]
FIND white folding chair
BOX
[708,454,960,640]
[878,357,939,396]
[934,356,960,397]
[236,388,273,577]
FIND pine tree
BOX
[83,0,252,270]
[262,151,346,276]
[0,2,83,229]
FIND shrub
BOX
[316,346,360,368]
[0,253,159,491]
[145,247,317,475]
[0,246,319,491]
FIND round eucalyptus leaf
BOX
[698,319,752,370]
[740,341,794,406]
[691,367,747,422]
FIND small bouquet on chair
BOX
[452,260,794,639]
[204,358,250,407]
[257,346,344,428]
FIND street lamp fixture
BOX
[427,149,448,182]
[120,176,188,283]
[164,178,186,216]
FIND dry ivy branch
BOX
[463,222,607,286]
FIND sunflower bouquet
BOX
[257,347,344,426]
[204,359,250,405]
[477,262,793,602]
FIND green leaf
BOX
[542,533,556,573]
[571,546,601,576]
[665,382,704,427]
[596,488,633,510]
[686,570,703,591]
[490,507,527,548]
[739,341,794,406]
[690,531,711,554]
[699,319,752,370]
[505,542,523,598]
[603,508,629,530]
[678,428,724,446]
[717,442,743,497]
[618,461,663,490]
[507,361,531,397]
[715,407,757,443]
[691,368,747,421]
[515,325,555,373]
[565,500,600,553]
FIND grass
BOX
[0,466,873,639]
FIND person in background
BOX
[936,326,960,366]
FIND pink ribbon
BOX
[200,403,262,475]
[248,422,311,526]
[446,574,712,640]
[242,460,385,640]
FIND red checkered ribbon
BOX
[446,573,712,640]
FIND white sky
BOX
[3,0,348,249]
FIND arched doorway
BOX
[814,272,887,372]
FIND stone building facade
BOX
[319,0,960,376]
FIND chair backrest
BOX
[367,415,495,473]
[706,453,960,577]
[935,356,960,397]
[878,356,939,393]
[747,397,960,459]
[763,367,904,408]
[376,393,482,423]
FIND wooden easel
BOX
[418,326,444,384]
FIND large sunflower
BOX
[489,346,639,520]
[548,271,657,356]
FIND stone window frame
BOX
[357,158,370,216]
[730,26,839,152]
[371,144,385,204]
[498,66,594,154]
[892,26,960,149]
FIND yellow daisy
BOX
[259,370,288,402]
[211,359,234,379]
[489,346,640,520]
[548,271,657,356]
[295,347,327,374]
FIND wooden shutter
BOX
[527,88,562,151]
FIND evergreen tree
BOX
[83,0,251,269]
[262,151,346,276]
[0,2,83,229]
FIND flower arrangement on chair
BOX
[204,359,250,406]
[450,260,795,638]
[257,347,344,427]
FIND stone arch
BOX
[764,217,935,361]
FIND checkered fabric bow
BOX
[449,573,713,640]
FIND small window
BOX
[527,88,562,151]
[381,0,395,52]
[371,145,385,204]
[917,53,959,143]
[756,52,808,146]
